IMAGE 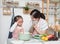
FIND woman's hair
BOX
[30,9,45,19]
[14,15,23,22]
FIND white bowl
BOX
[18,32,31,41]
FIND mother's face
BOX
[31,16,40,24]
[31,16,39,21]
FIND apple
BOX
[47,34,54,40]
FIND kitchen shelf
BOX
[42,0,60,31]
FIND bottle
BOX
[54,31,58,38]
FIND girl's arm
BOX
[12,28,20,40]
[10,20,21,32]
[10,22,18,32]
[12,27,24,39]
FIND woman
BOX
[29,9,48,35]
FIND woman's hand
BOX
[33,25,45,34]
[33,25,47,34]
[33,25,39,30]
[33,25,40,34]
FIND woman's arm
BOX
[33,25,47,34]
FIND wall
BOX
[0,0,12,44]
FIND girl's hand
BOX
[20,28,24,34]
[17,20,20,23]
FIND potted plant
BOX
[23,6,29,14]
[24,6,29,10]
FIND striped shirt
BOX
[37,18,48,31]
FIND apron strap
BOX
[10,8,15,27]
[8,8,15,38]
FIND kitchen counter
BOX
[7,38,60,44]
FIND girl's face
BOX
[17,18,23,26]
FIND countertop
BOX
[7,38,60,44]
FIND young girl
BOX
[9,15,24,39]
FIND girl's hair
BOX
[14,15,23,22]
[30,9,45,19]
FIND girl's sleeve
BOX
[9,22,17,32]
[12,27,19,39]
